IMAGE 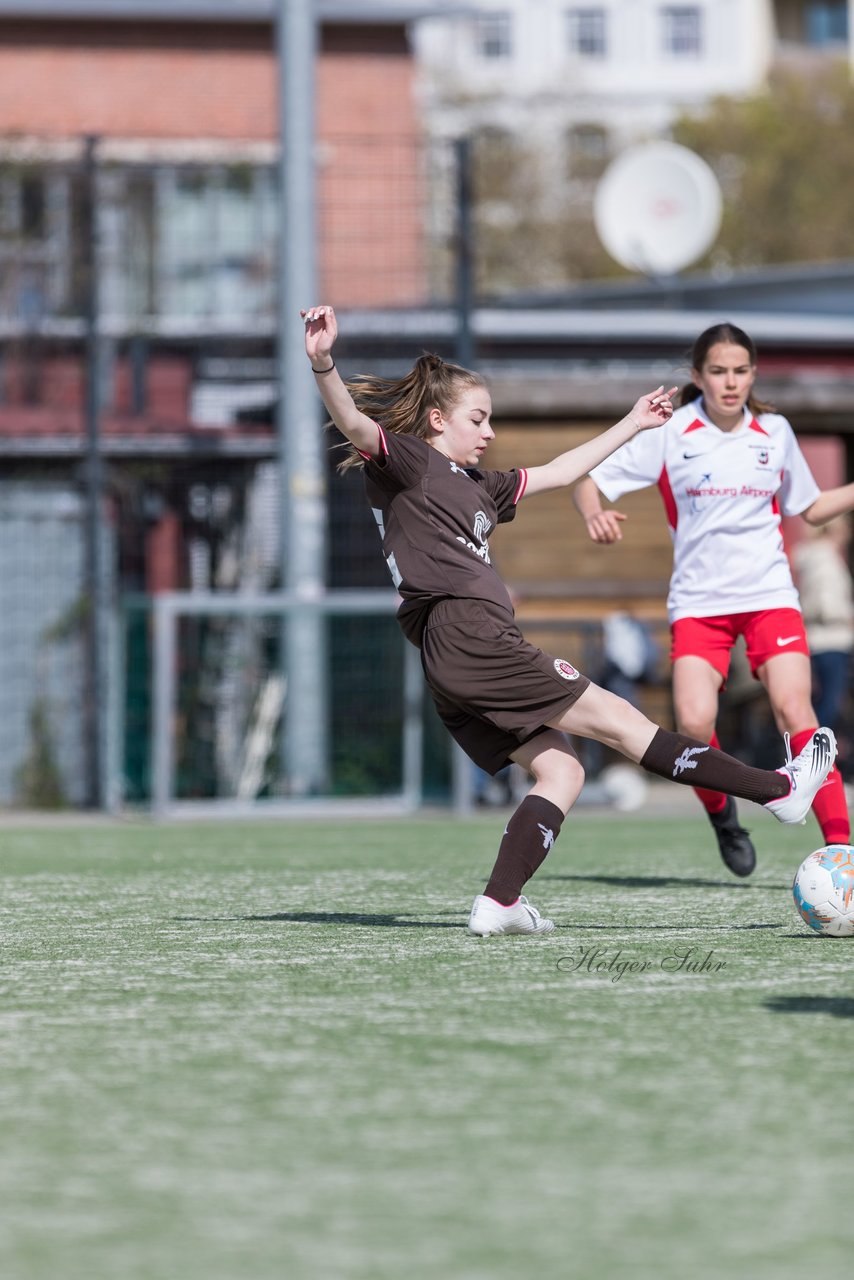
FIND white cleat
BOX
[764,728,837,825]
[467,894,555,937]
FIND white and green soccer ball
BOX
[792,845,854,937]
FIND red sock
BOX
[790,727,850,844]
[693,731,727,816]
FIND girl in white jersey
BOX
[574,322,853,877]
[303,305,836,934]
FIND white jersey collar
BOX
[688,398,753,438]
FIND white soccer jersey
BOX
[589,399,820,623]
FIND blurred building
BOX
[0,0,466,561]
[415,1,852,168]
[0,1,452,308]
[0,1,448,586]
[0,0,456,805]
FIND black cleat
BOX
[709,796,756,877]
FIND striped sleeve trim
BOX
[657,465,678,531]
[513,468,528,503]
[357,421,387,461]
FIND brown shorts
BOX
[420,598,591,775]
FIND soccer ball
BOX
[792,845,854,937]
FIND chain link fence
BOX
[0,134,468,808]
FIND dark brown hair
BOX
[333,353,488,471]
[679,322,774,415]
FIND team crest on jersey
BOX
[749,443,774,470]
[554,659,580,681]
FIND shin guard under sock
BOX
[484,795,565,906]
[640,728,789,806]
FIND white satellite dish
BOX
[594,141,722,276]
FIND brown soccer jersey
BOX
[363,427,527,645]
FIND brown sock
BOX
[484,795,565,906]
[640,728,789,805]
[694,731,728,814]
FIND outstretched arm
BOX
[802,482,854,526]
[302,305,382,459]
[521,387,677,499]
[573,475,627,543]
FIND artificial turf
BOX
[0,812,851,1280]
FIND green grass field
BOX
[1,810,852,1280]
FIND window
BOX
[0,168,48,239]
[0,167,64,322]
[474,11,512,59]
[473,127,519,202]
[806,1,848,45]
[566,123,610,179]
[0,159,278,324]
[567,8,607,57]
[661,6,702,56]
[20,173,46,240]
[155,166,276,321]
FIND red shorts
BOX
[670,608,809,682]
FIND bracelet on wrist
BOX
[311,361,335,375]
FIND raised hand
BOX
[301,304,337,367]
[628,385,678,432]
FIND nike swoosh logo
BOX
[683,452,704,459]
[776,636,800,647]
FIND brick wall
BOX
[0,19,424,307]
[0,22,277,139]
[317,49,424,306]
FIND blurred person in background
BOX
[600,610,660,705]
[574,321,854,878]
[584,610,660,783]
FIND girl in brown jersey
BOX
[303,304,836,936]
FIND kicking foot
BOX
[709,796,756,877]
[764,728,837,825]
[467,894,555,937]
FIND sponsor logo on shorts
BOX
[776,635,800,647]
[554,659,580,681]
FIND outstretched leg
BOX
[547,682,836,822]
